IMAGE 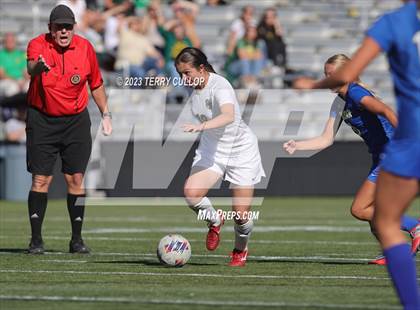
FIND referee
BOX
[26,5,112,254]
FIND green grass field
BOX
[0,197,419,310]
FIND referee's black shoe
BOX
[27,238,44,254]
[69,238,90,254]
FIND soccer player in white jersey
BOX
[175,47,265,267]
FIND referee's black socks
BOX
[28,191,48,243]
[67,193,86,240]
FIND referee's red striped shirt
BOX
[27,33,103,116]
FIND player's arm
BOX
[283,117,336,155]
[360,96,398,128]
[294,37,382,90]
[182,104,235,133]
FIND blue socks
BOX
[401,216,419,232]
[383,243,420,309]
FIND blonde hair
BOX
[325,54,377,97]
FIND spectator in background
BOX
[78,13,117,71]
[206,0,228,6]
[133,0,152,16]
[0,33,29,98]
[104,1,134,54]
[0,92,27,120]
[158,19,200,79]
[170,0,200,20]
[257,7,287,68]
[79,12,105,51]
[79,1,136,72]
[115,16,164,79]
[103,0,135,15]
[168,0,200,53]
[4,105,26,143]
[226,25,266,88]
[85,0,98,10]
[142,1,165,54]
[149,0,200,103]
[226,5,255,56]
[57,0,87,29]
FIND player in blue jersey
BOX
[284,54,419,265]
[294,1,420,308]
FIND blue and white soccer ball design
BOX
[157,234,191,267]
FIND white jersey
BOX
[189,73,265,186]
[189,73,257,159]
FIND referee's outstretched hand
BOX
[28,54,51,76]
[36,55,51,73]
[102,116,113,136]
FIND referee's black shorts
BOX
[26,107,92,176]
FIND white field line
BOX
[0,295,401,309]
[0,217,362,225]
[78,197,265,207]
[0,235,378,246]
[40,252,378,258]
[81,226,369,234]
[0,251,393,263]
[41,260,88,264]
[3,251,419,262]
[1,216,198,223]
[0,269,392,281]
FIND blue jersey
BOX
[330,83,394,154]
[366,1,420,141]
[366,1,420,178]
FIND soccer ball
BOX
[157,234,191,267]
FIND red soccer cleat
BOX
[368,255,387,265]
[206,217,224,251]
[228,249,248,267]
[409,223,420,254]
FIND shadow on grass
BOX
[91,259,218,266]
[0,248,28,254]
[0,248,64,254]
[250,258,367,265]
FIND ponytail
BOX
[204,63,216,73]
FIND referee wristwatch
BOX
[102,112,112,119]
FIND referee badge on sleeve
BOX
[70,74,81,85]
